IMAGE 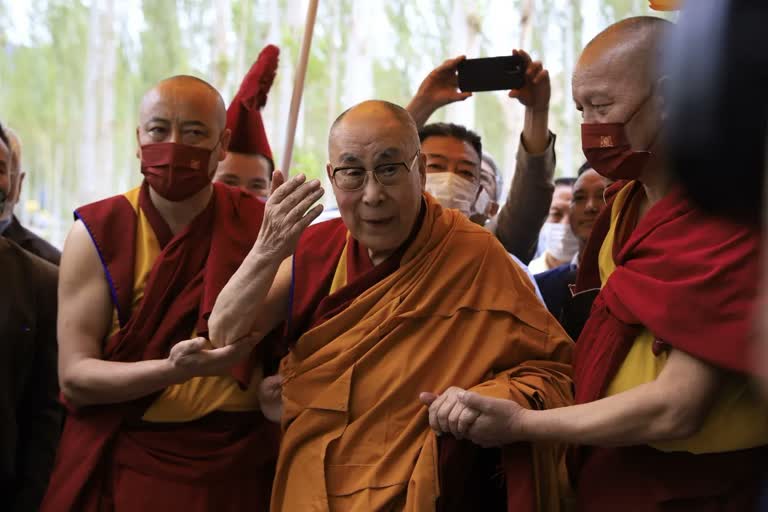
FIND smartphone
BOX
[457,55,527,92]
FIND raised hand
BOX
[508,49,550,112]
[255,170,324,261]
[407,56,473,127]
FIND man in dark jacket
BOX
[0,123,62,511]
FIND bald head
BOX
[140,75,226,132]
[137,75,231,181]
[579,17,673,87]
[329,100,419,154]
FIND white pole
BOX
[281,0,320,175]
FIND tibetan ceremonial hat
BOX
[226,44,279,168]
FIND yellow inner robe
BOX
[106,187,261,423]
[602,183,768,453]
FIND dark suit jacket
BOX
[535,262,578,320]
[3,216,61,266]
[0,238,62,511]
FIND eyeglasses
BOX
[331,151,420,191]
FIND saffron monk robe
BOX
[39,76,316,512]
[433,16,768,512]
[208,100,574,512]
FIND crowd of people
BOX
[1,11,765,512]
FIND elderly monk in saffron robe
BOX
[433,17,768,512]
[41,76,289,512]
[209,100,574,511]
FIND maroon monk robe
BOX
[41,182,280,512]
[571,180,765,511]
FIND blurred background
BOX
[0,0,674,247]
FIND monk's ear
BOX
[326,162,334,181]
[135,127,141,159]
[217,128,232,162]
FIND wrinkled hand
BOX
[168,336,257,380]
[419,387,479,439]
[255,170,324,261]
[460,391,527,448]
[259,373,283,423]
[413,56,473,110]
[508,49,550,112]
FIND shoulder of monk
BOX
[438,211,522,281]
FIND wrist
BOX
[162,356,190,386]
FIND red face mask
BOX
[140,142,216,201]
[581,95,656,181]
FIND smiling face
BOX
[327,101,424,264]
[214,152,272,199]
[569,169,608,242]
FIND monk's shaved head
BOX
[329,100,419,155]
[578,17,673,87]
[140,75,226,132]
[137,75,231,179]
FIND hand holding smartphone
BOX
[457,55,527,92]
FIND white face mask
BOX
[425,172,478,217]
[543,222,580,262]
[472,188,497,218]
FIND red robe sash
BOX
[571,180,764,510]
[41,182,279,512]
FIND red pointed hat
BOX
[226,44,279,168]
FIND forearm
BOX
[61,357,183,408]
[495,132,556,262]
[405,95,438,129]
[208,247,283,346]
[520,380,695,447]
[522,106,549,154]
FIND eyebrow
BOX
[146,117,170,125]
[338,153,362,164]
[180,120,208,129]
[425,153,478,168]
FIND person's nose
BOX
[361,171,385,205]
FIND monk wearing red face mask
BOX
[426,16,768,511]
[41,76,320,512]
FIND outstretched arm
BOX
[406,55,473,129]
[455,348,720,448]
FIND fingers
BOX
[459,391,498,414]
[284,185,325,224]
[272,178,322,212]
[428,393,446,433]
[419,392,438,406]
[435,394,459,433]
[267,173,307,205]
[512,48,532,65]
[174,337,207,356]
[447,401,467,438]
[440,55,466,71]
[457,407,480,436]
[270,169,286,196]
[526,61,543,82]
